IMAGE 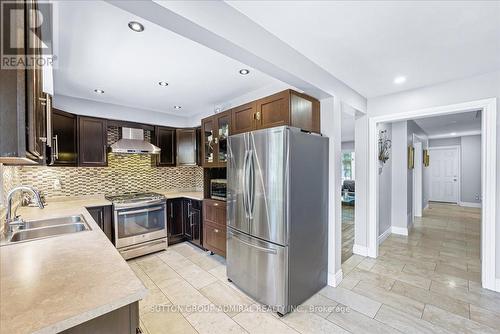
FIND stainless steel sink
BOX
[10,223,89,242]
[22,215,85,229]
[1,215,91,245]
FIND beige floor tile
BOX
[139,287,171,315]
[208,264,228,282]
[139,319,151,334]
[469,304,500,330]
[375,304,453,334]
[327,305,401,334]
[370,263,431,290]
[144,263,181,284]
[233,311,298,334]
[186,310,246,334]
[422,304,497,334]
[141,310,197,334]
[355,257,377,271]
[341,254,365,275]
[157,249,193,270]
[176,263,218,289]
[136,255,165,272]
[282,311,349,334]
[343,268,395,290]
[170,242,205,258]
[299,293,338,318]
[435,263,481,282]
[189,252,226,271]
[156,277,211,311]
[319,285,381,318]
[402,263,469,289]
[390,280,469,318]
[353,281,425,318]
[199,281,254,317]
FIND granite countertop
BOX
[0,195,147,334]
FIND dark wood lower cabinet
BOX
[86,205,113,243]
[167,198,203,247]
[167,199,184,245]
[60,301,139,334]
[184,199,202,247]
[202,199,226,257]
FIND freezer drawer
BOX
[227,228,288,311]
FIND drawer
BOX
[203,221,226,257]
[203,199,226,227]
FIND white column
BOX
[321,97,343,286]
[353,114,369,255]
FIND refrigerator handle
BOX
[228,230,277,254]
[243,149,250,218]
[248,150,255,219]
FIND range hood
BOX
[110,127,161,154]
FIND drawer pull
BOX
[214,203,219,206]
[214,229,219,233]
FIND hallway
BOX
[340,202,500,332]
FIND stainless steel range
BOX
[105,192,167,259]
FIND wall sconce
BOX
[378,130,391,164]
[423,149,430,167]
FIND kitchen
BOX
[0,1,329,333]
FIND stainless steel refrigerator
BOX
[227,126,328,315]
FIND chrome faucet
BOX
[5,186,44,233]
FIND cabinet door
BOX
[51,109,77,166]
[231,102,256,135]
[176,129,197,166]
[155,127,176,166]
[167,199,184,244]
[25,0,46,162]
[256,91,290,130]
[191,206,202,247]
[216,111,231,166]
[78,116,107,167]
[203,221,226,257]
[201,118,217,167]
[203,199,226,226]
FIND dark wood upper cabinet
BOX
[78,116,107,167]
[231,102,256,135]
[50,109,77,166]
[176,129,197,166]
[201,110,231,168]
[155,126,176,166]
[228,89,321,136]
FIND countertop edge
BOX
[35,289,148,334]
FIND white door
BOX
[429,147,459,203]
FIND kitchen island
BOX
[0,196,147,334]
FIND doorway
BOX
[367,98,497,291]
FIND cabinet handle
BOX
[214,229,219,233]
[254,111,261,121]
[99,210,104,224]
[53,135,59,159]
[170,202,173,218]
[45,94,52,148]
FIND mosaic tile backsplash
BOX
[14,154,203,198]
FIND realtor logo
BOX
[1,1,56,69]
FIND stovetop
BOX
[105,192,165,204]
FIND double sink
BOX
[1,215,91,245]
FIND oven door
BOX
[114,203,167,248]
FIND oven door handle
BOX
[117,206,164,216]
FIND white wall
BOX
[378,123,392,237]
[390,121,408,233]
[364,70,500,278]
[428,135,482,205]
[55,95,191,128]
[341,141,354,152]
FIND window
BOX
[342,152,355,181]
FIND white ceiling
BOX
[228,1,500,98]
[414,110,481,138]
[53,1,282,117]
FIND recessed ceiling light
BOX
[94,89,104,94]
[450,132,457,136]
[393,76,406,84]
[239,69,250,75]
[128,21,144,32]
[158,81,169,87]
[174,105,182,109]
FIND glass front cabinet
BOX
[201,110,231,167]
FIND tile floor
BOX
[129,202,500,334]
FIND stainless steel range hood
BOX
[110,128,160,154]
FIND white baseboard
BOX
[391,226,408,236]
[378,228,391,245]
[352,244,368,256]
[459,201,482,208]
[328,269,343,287]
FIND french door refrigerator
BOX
[227,126,328,315]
